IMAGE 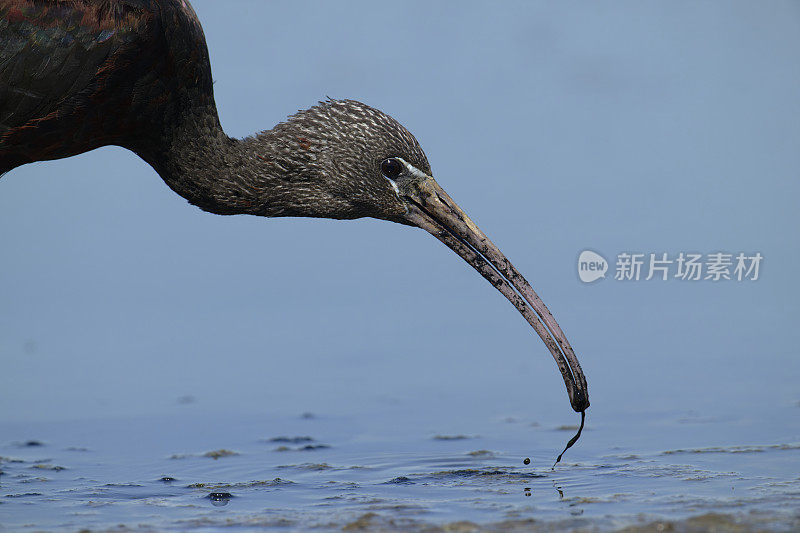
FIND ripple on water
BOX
[1,408,799,531]
[661,443,800,455]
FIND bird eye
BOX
[381,158,403,179]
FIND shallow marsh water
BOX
[2,399,798,531]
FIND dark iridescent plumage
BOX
[0,0,589,453]
[0,1,425,219]
[1,1,208,171]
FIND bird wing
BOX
[0,0,156,172]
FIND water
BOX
[2,398,798,531]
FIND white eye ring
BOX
[384,176,400,195]
[394,157,429,180]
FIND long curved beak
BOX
[398,174,589,413]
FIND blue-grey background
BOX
[1,1,798,433]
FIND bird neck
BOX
[140,104,261,216]
[141,105,365,220]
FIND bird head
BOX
[256,99,429,221]
[256,98,589,413]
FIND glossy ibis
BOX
[0,1,589,433]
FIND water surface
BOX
[2,398,798,531]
